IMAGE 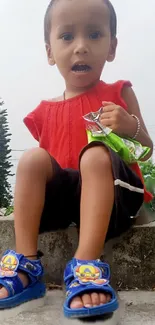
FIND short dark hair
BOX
[44,0,117,44]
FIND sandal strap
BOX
[0,250,44,297]
[0,276,23,297]
[64,258,110,287]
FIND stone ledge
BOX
[111,226,155,290]
[0,217,155,289]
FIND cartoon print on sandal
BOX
[74,264,109,286]
[0,254,19,278]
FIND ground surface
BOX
[0,291,155,325]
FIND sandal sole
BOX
[64,298,119,318]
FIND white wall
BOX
[0,0,155,191]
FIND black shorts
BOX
[39,142,144,241]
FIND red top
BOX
[24,80,152,202]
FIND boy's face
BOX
[46,0,117,90]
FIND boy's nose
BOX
[74,40,89,55]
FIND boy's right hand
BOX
[100,101,137,137]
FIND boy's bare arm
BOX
[122,86,153,160]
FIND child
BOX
[0,0,153,319]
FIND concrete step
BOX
[110,222,155,290]
[0,216,155,289]
[0,291,154,325]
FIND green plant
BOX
[140,159,155,212]
[139,159,155,179]
[4,206,14,216]
[0,100,13,207]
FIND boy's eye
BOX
[89,31,102,40]
[61,33,73,41]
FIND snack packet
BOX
[83,108,150,163]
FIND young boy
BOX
[0,0,153,319]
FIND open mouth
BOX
[71,64,91,72]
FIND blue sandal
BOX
[0,250,46,309]
[64,258,119,318]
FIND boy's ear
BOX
[45,44,55,66]
[107,37,118,62]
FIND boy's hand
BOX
[100,101,137,137]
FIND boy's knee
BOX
[17,148,52,177]
[80,145,111,173]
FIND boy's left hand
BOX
[100,101,137,137]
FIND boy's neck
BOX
[65,79,100,100]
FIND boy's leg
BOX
[0,148,54,299]
[70,146,114,309]
[15,148,53,256]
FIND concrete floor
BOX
[0,291,155,325]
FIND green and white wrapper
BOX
[83,108,150,164]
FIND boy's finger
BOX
[100,112,111,119]
[102,101,114,106]
[100,118,112,127]
[102,105,115,112]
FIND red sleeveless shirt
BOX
[24,80,152,203]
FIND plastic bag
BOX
[83,108,150,163]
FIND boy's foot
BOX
[64,259,119,318]
[69,257,111,309]
[0,273,29,298]
[0,250,46,309]
[70,292,111,309]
